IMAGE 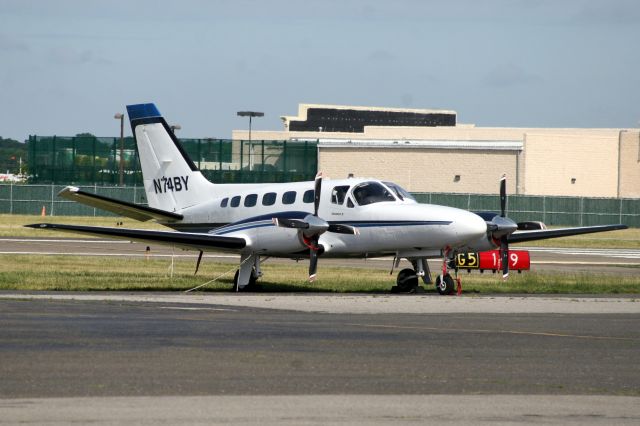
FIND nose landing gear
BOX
[435,274,455,295]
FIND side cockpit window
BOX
[352,181,396,206]
[383,181,416,202]
[331,185,350,205]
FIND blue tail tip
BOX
[126,103,161,120]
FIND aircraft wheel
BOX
[435,274,455,295]
[396,268,419,292]
[233,269,258,291]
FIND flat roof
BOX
[281,103,457,123]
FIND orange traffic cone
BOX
[41,205,46,217]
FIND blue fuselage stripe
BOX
[210,220,451,235]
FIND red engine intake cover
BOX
[478,250,530,271]
[455,250,530,271]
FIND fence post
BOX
[92,137,96,185]
[580,197,584,227]
[197,138,202,169]
[9,183,13,214]
[51,136,56,183]
[240,140,244,182]
[619,198,623,224]
[542,196,546,224]
[50,184,55,216]
[283,140,287,182]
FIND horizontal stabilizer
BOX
[58,186,183,222]
[25,223,246,251]
[508,224,628,244]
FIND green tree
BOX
[0,137,28,174]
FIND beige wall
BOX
[318,148,518,194]
[619,130,640,198]
[232,124,639,199]
[233,126,621,143]
[522,131,619,197]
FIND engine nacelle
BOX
[455,250,531,272]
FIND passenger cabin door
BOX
[329,184,355,219]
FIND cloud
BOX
[573,0,640,26]
[482,63,542,88]
[366,49,396,62]
[47,47,112,66]
[0,33,29,52]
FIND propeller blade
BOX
[309,251,318,282]
[272,217,309,229]
[500,236,509,279]
[327,224,360,235]
[500,174,507,217]
[314,172,323,217]
[309,236,319,282]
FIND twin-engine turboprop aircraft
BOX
[28,103,628,294]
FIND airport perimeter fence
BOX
[27,136,318,185]
[412,193,640,228]
[0,184,638,228]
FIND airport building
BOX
[233,104,640,199]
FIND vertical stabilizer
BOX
[126,103,214,212]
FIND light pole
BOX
[114,113,124,186]
[237,111,264,142]
[237,111,264,171]
[170,124,181,135]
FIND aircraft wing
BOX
[58,186,183,222]
[508,224,628,244]
[25,223,246,251]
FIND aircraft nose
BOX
[455,210,488,242]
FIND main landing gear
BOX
[392,258,430,293]
[232,253,263,291]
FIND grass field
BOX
[1,214,639,294]
[0,214,167,238]
[2,254,639,294]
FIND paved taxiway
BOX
[2,236,639,423]
[1,293,639,424]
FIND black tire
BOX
[396,268,419,292]
[233,269,258,291]
[435,274,455,295]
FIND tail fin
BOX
[127,103,214,212]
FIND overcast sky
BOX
[1,0,639,140]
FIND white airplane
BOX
[28,103,628,294]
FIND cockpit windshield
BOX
[352,181,396,206]
[383,181,416,202]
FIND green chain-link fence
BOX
[1,184,638,227]
[27,136,317,185]
[412,193,639,228]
